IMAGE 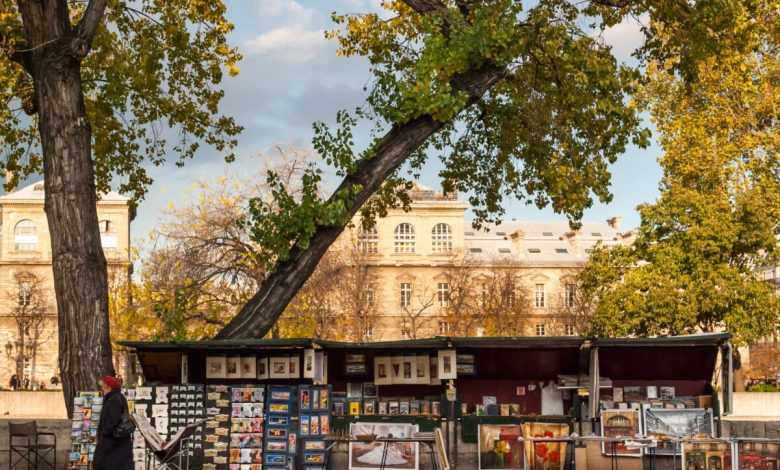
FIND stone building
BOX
[0,181,132,389]
[339,183,634,341]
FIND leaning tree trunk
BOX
[216,64,506,339]
[16,0,114,416]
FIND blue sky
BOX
[107,1,665,241]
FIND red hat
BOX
[101,375,121,390]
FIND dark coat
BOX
[93,389,134,470]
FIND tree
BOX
[6,272,54,389]
[580,8,780,346]
[476,265,533,336]
[1,0,240,409]
[400,282,437,340]
[441,253,482,336]
[218,0,761,339]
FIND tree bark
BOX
[16,0,114,415]
[216,64,506,339]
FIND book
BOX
[388,401,399,415]
[410,400,420,415]
[500,404,510,416]
[399,401,410,415]
[432,401,440,416]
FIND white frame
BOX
[391,356,404,384]
[415,355,430,384]
[240,356,256,379]
[269,356,289,379]
[226,355,241,379]
[374,356,392,385]
[401,356,417,385]
[256,357,269,379]
[438,350,456,380]
[303,349,316,378]
[429,357,440,385]
[206,356,227,379]
[289,355,300,378]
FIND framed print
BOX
[319,388,329,409]
[270,388,291,401]
[303,349,316,378]
[415,356,430,384]
[300,415,310,436]
[346,353,366,364]
[257,357,269,379]
[646,386,658,400]
[268,403,290,414]
[643,408,713,455]
[363,383,378,398]
[267,427,289,439]
[429,357,440,385]
[736,440,777,470]
[268,415,289,426]
[612,387,624,403]
[270,357,289,379]
[364,399,376,415]
[391,356,404,384]
[456,354,476,375]
[305,440,326,451]
[378,401,388,415]
[349,422,419,470]
[521,422,568,470]
[321,415,330,435]
[304,453,326,464]
[374,356,392,385]
[601,409,642,457]
[660,386,676,400]
[349,401,361,416]
[226,355,241,379]
[300,388,311,410]
[266,440,288,452]
[289,355,300,379]
[347,382,363,399]
[314,350,326,382]
[265,454,286,465]
[401,356,416,384]
[438,350,457,379]
[478,424,522,469]
[241,356,256,379]
[206,356,227,379]
[345,362,368,375]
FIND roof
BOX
[0,180,129,203]
[119,333,730,352]
[464,220,630,264]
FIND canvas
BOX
[521,422,568,470]
[643,408,714,455]
[600,409,642,457]
[348,422,419,470]
[478,424,523,470]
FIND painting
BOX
[521,422,568,470]
[289,355,300,379]
[206,356,227,379]
[269,357,289,379]
[374,356,392,385]
[437,350,456,380]
[601,409,642,457]
[684,442,733,470]
[226,355,241,379]
[349,422,419,470]
[643,408,714,455]
[256,357,268,379]
[737,440,778,470]
[240,356,256,379]
[478,424,523,469]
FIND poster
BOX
[348,422,419,470]
[521,422,568,470]
[601,409,642,457]
[478,424,523,469]
[643,408,714,455]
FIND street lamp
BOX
[4,340,12,357]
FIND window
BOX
[400,283,412,307]
[17,282,31,307]
[99,220,118,251]
[502,284,516,307]
[528,248,541,253]
[479,283,488,306]
[439,321,450,335]
[535,283,546,308]
[364,325,374,339]
[535,324,546,336]
[364,284,375,307]
[394,223,416,253]
[358,227,379,253]
[564,283,576,308]
[431,223,453,253]
[14,220,38,251]
[437,283,449,307]
[564,324,575,336]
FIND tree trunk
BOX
[17,0,114,416]
[216,65,507,339]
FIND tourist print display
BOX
[349,422,419,470]
[478,424,523,469]
[265,385,295,470]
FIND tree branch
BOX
[590,0,631,7]
[215,63,507,340]
[73,0,109,58]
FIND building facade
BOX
[338,184,634,341]
[0,181,131,389]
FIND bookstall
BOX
[112,333,732,470]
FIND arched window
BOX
[13,220,37,252]
[357,227,378,253]
[431,223,453,253]
[394,223,416,253]
[99,220,117,250]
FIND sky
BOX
[19,0,664,242]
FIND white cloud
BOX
[255,0,312,21]
[601,15,647,59]
[245,25,327,63]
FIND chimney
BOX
[607,215,623,232]
[509,228,525,253]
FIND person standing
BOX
[9,374,19,390]
[93,376,133,470]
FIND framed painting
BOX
[269,357,289,379]
[240,356,256,379]
[374,356,392,385]
[226,355,241,379]
[206,356,227,379]
[643,408,713,455]
[601,409,642,457]
[521,422,568,470]
[437,350,456,380]
[303,349,316,379]
[478,424,523,470]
